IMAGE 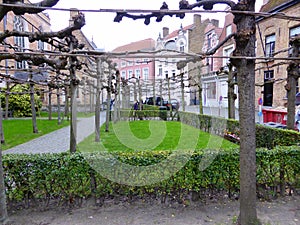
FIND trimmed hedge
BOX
[3,146,300,207]
[117,110,300,148]
[174,111,300,148]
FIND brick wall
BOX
[255,3,300,108]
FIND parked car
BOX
[162,99,179,111]
[144,97,163,106]
[170,99,180,110]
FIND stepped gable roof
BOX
[260,0,295,12]
[163,24,193,40]
[111,38,155,53]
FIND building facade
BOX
[255,0,300,108]
[0,0,52,94]
[155,24,192,107]
[112,38,155,105]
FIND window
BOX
[38,26,45,51]
[265,34,275,57]
[128,60,134,66]
[165,40,176,50]
[121,61,126,67]
[206,57,213,72]
[206,82,216,99]
[165,70,169,79]
[264,70,274,80]
[143,58,149,64]
[290,26,300,38]
[172,70,176,77]
[226,25,232,36]
[289,26,300,56]
[135,69,141,79]
[143,68,149,81]
[158,65,162,76]
[121,71,126,79]
[223,46,234,67]
[13,16,26,69]
[207,33,213,49]
[128,70,133,78]
[179,41,184,52]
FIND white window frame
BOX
[143,68,149,81]
[223,44,234,67]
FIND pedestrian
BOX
[134,101,139,110]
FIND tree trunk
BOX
[231,1,259,224]
[95,59,102,142]
[69,40,77,153]
[29,79,38,133]
[180,73,185,112]
[57,88,61,125]
[64,86,70,122]
[4,82,9,120]
[48,87,52,120]
[286,38,300,130]
[228,64,236,119]
[105,69,112,132]
[0,145,8,224]
[198,86,203,114]
[153,78,156,106]
[0,98,5,144]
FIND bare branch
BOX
[0,0,60,22]
[0,12,86,49]
[113,0,235,25]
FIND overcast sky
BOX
[41,0,263,51]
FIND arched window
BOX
[165,40,176,50]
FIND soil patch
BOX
[6,195,300,225]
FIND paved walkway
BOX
[3,112,106,155]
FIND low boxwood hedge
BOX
[3,146,300,208]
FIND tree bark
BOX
[228,64,236,119]
[105,69,112,132]
[29,74,38,134]
[4,82,9,120]
[0,145,8,224]
[48,87,52,120]
[69,39,78,153]
[0,91,7,223]
[57,88,61,125]
[286,37,300,130]
[231,1,259,224]
[95,59,102,142]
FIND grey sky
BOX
[40,0,263,51]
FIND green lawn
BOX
[78,120,238,153]
[1,119,69,150]
[38,111,95,118]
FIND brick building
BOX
[0,0,52,95]
[255,0,300,108]
[187,14,210,105]
[0,4,100,112]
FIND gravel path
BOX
[3,112,106,155]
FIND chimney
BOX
[69,8,79,26]
[211,19,219,28]
[163,27,169,38]
[193,14,201,26]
